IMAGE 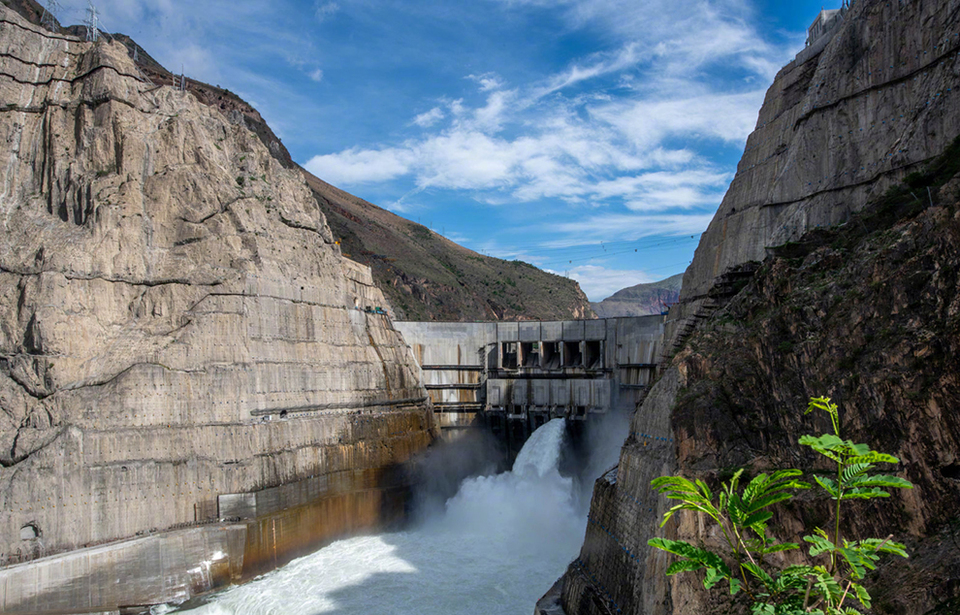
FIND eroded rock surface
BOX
[0,6,436,606]
[673,0,960,343]
[557,1,960,613]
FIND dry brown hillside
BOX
[302,170,594,321]
[590,273,682,318]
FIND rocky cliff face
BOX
[671,0,960,345]
[554,1,960,614]
[559,141,960,615]
[0,7,436,611]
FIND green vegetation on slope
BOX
[659,139,960,614]
[650,396,912,615]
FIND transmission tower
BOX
[40,0,61,32]
[85,1,99,42]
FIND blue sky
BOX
[59,0,841,300]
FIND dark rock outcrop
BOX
[556,1,960,614]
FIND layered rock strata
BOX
[553,1,960,614]
[671,0,960,346]
[0,7,436,611]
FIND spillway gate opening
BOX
[395,316,666,459]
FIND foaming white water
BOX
[512,417,568,478]
[177,419,583,615]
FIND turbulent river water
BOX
[175,419,595,615]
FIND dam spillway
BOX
[176,418,592,615]
[395,316,665,457]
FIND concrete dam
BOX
[396,316,665,456]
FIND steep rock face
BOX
[556,1,960,613]
[674,0,960,342]
[669,191,960,614]
[559,156,960,615]
[0,6,435,606]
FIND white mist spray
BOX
[177,419,586,615]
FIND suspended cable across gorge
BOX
[534,233,702,268]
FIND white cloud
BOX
[589,90,766,150]
[304,148,415,185]
[416,131,516,189]
[309,68,324,82]
[563,265,653,301]
[305,0,780,216]
[471,89,516,132]
[414,107,445,127]
[296,0,804,265]
[467,73,505,92]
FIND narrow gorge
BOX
[1,0,959,613]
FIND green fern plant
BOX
[648,396,913,614]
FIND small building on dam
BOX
[395,315,666,455]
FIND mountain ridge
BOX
[589,273,682,318]
[302,168,594,321]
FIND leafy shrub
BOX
[649,397,913,615]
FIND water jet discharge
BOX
[176,419,593,614]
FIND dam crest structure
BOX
[396,315,666,457]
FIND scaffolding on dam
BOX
[395,315,665,457]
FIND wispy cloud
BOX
[467,73,506,92]
[413,107,445,127]
[543,212,715,247]
[305,0,793,241]
[314,1,339,23]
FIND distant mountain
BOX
[303,170,593,321]
[590,273,682,318]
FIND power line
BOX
[537,234,701,268]
[531,233,703,258]
[41,0,61,32]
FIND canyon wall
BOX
[0,7,436,612]
[670,0,960,347]
[554,1,960,614]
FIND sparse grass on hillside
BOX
[301,169,593,321]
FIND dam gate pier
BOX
[395,316,665,458]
